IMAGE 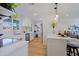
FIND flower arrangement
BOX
[51,19,58,33]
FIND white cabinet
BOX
[47,38,67,56]
[0,40,28,56]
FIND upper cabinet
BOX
[0,5,15,16]
[0,3,18,11]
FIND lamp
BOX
[51,3,59,34]
[54,3,59,21]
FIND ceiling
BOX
[15,3,79,22]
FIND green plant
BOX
[11,13,19,20]
[51,19,58,34]
[6,3,19,11]
[51,20,58,29]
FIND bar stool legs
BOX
[67,45,72,56]
[67,45,79,56]
[73,48,79,56]
[73,48,76,56]
[75,48,79,56]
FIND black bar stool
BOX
[67,44,79,56]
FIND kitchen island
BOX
[47,35,79,56]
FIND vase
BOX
[52,28,55,34]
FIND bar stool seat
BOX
[67,40,79,56]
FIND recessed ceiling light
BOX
[66,14,69,16]
[39,18,42,20]
[33,13,37,16]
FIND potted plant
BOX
[10,13,19,20]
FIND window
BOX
[3,19,12,29]
[13,20,19,30]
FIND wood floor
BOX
[28,38,47,56]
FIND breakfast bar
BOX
[47,35,79,56]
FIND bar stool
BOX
[67,43,79,56]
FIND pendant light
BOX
[54,3,59,21]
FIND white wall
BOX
[58,17,79,32]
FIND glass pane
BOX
[13,20,19,30]
[3,19,12,29]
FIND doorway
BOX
[33,23,43,40]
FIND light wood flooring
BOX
[28,38,47,56]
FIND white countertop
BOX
[47,35,79,47]
[47,35,74,40]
